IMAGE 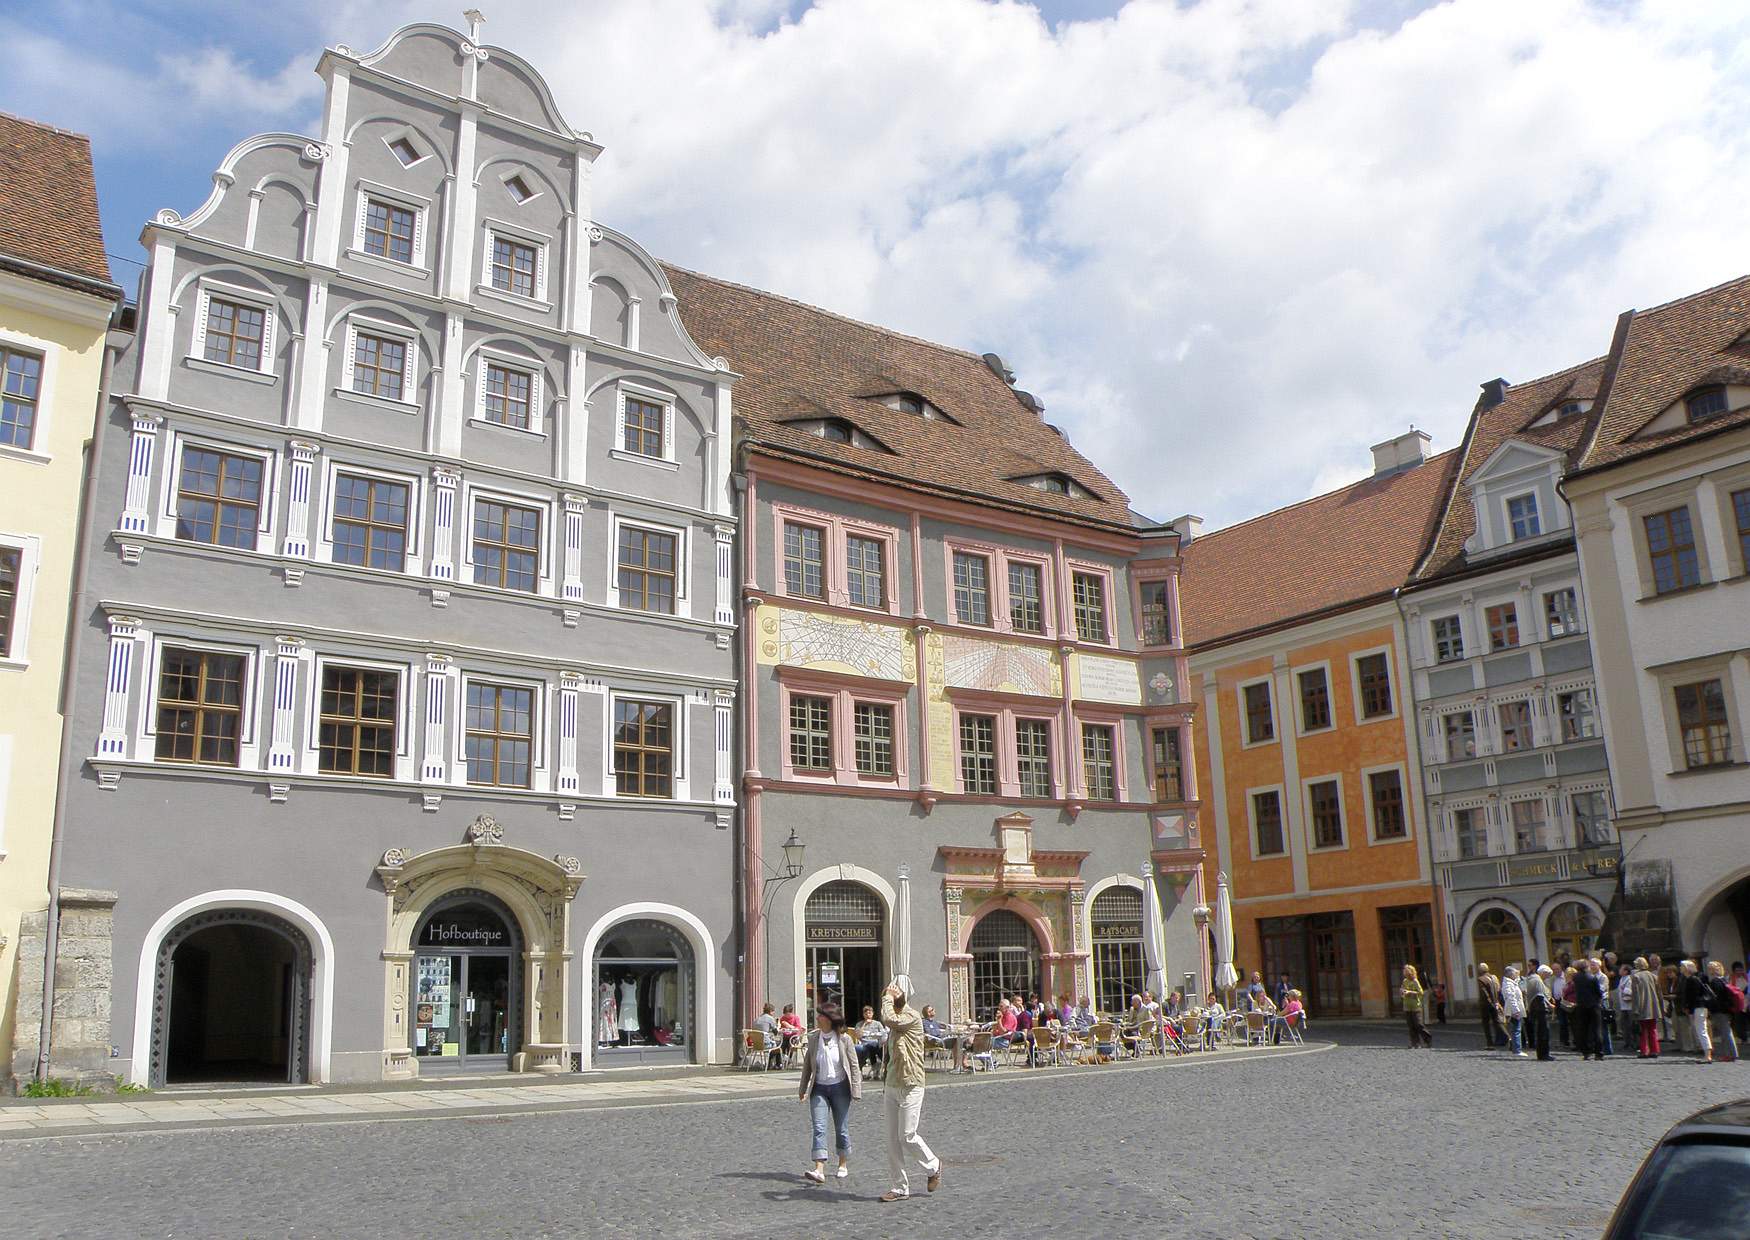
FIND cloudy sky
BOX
[9,0,1750,528]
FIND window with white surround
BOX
[469,493,543,594]
[1240,678,1275,745]
[476,353,541,433]
[190,280,275,378]
[1571,789,1613,847]
[1485,602,1519,650]
[1505,492,1541,541]
[463,680,536,788]
[613,382,677,466]
[1306,777,1345,849]
[1509,798,1548,853]
[480,223,549,304]
[153,645,249,767]
[1250,788,1286,857]
[612,696,677,798]
[172,442,268,550]
[352,184,427,268]
[1443,710,1476,761]
[0,345,44,451]
[318,663,399,776]
[1544,587,1580,638]
[613,516,683,614]
[1453,806,1487,859]
[323,462,419,574]
[0,536,39,663]
[342,318,418,407]
[1365,767,1408,841]
[1431,614,1464,663]
[1498,700,1533,752]
[1558,687,1598,742]
[386,134,426,168]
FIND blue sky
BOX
[9,1,1750,528]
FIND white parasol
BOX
[1141,864,1167,998]
[1213,871,1239,992]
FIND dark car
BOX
[1604,1099,1750,1238]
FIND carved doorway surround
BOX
[377,815,585,1077]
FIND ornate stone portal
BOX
[940,813,1090,1023]
[376,816,585,1077]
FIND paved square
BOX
[1,1026,1742,1238]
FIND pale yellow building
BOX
[0,112,122,1089]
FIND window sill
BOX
[475,284,553,314]
[1239,736,1280,750]
[468,415,547,441]
[1668,760,1749,777]
[0,655,30,671]
[1638,580,1718,603]
[1296,723,1336,739]
[607,595,684,619]
[344,248,429,278]
[334,387,421,416]
[609,448,679,471]
[183,354,277,385]
[1307,841,1350,854]
[0,442,51,465]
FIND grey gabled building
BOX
[35,21,740,1085]
[1401,364,1621,1006]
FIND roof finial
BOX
[464,9,486,42]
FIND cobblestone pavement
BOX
[2,1024,1744,1239]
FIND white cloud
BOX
[15,0,1750,528]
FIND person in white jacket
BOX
[1500,965,1528,1057]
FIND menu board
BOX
[417,956,453,1033]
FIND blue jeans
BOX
[809,1079,853,1162]
[1508,1016,1524,1054]
[1599,1013,1614,1056]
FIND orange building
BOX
[1181,433,1455,1017]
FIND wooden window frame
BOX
[952,549,993,627]
[1239,677,1276,747]
[615,522,679,614]
[776,669,910,787]
[1362,764,1409,843]
[1674,679,1733,770]
[329,470,413,573]
[1080,720,1118,801]
[1150,724,1184,803]
[463,680,536,789]
[201,295,268,372]
[317,663,400,777]
[0,542,22,661]
[1543,587,1581,639]
[1350,648,1396,723]
[958,711,999,795]
[480,358,536,431]
[1249,786,1287,858]
[941,538,1057,637]
[612,697,676,799]
[469,494,543,594]
[152,646,248,768]
[0,343,45,452]
[1295,663,1333,734]
[173,442,265,551]
[1304,776,1346,851]
[1070,566,1113,645]
[771,503,901,614]
[362,195,419,265]
[1643,506,1701,595]
[1485,602,1519,651]
[1430,614,1465,663]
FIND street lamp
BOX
[758,830,806,1011]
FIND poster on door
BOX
[417,956,453,1030]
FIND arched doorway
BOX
[1693,875,1750,965]
[594,918,695,1065]
[1090,886,1146,1016]
[410,891,523,1074]
[1545,900,1602,964]
[968,909,1041,1019]
[804,881,885,1022]
[1470,906,1527,974]
[151,908,311,1087]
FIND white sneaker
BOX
[1515,1052,1528,1058]
[804,1167,825,1184]
[835,1165,849,1179]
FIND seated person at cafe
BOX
[1012,996,1037,1064]
[1275,989,1304,1042]
[1073,996,1096,1029]
[778,1003,804,1055]
[754,1001,783,1067]
[855,1004,887,1071]
[1201,991,1227,1048]
[991,998,1019,1048]
[921,1004,966,1073]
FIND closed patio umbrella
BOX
[893,863,912,993]
[1141,864,1167,998]
[1213,871,1239,995]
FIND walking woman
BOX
[798,1001,862,1184]
[1399,964,1433,1048]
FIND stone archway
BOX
[376,816,585,1077]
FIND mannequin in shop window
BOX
[598,981,619,1046]
[619,974,641,1046]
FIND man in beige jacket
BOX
[879,977,942,1202]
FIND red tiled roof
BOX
[1180,450,1459,650]
[0,111,113,290]
[1577,272,1750,473]
[1411,358,1605,583]
[662,264,1138,531]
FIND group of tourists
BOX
[1470,954,1747,1063]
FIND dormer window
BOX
[387,136,423,168]
[1012,472,1096,500]
[1506,493,1541,541]
[873,390,957,423]
[1558,400,1585,417]
[1686,385,1727,423]
[781,417,892,453]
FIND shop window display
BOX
[595,919,694,1061]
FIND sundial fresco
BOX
[941,635,1056,697]
[777,609,910,680]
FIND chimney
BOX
[1479,378,1509,409]
[1370,429,1432,479]
[1167,514,1204,544]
